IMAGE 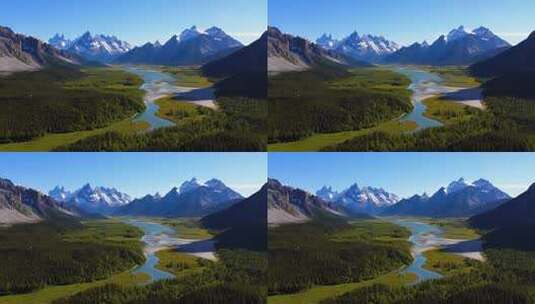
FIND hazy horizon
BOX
[0,0,267,46]
[0,153,267,198]
[269,0,534,46]
[269,153,535,198]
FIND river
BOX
[126,219,216,283]
[393,67,447,131]
[393,219,444,283]
[123,66,216,131]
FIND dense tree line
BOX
[268,220,412,295]
[0,66,145,143]
[53,249,267,304]
[268,66,413,143]
[0,219,144,295]
[321,225,535,304]
[325,70,535,152]
[56,97,267,151]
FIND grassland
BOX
[269,119,417,151]
[155,249,211,278]
[423,249,481,276]
[152,218,213,239]
[0,272,149,304]
[154,97,213,126]
[268,272,417,304]
[160,67,213,88]
[422,97,481,125]
[268,65,413,145]
[423,66,481,87]
[423,218,481,239]
[0,118,148,152]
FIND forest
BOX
[51,239,267,304]
[324,71,535,151]
[0,218,145,295]
[268,219,412,296]
[0,66,145,143]
[55,96,267,151]
[320,223,535,304]
[268,65,413,143]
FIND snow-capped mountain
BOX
[0,178,77,225]
[383,178,511,217]
[316,183,400,215]
[316,33,338,50]
[114,178,243,217]
[316,31,400,63]
[49,184,132,214]
[268,179,347,225]
[116,25,242,65]
[386,26,511,65]
[49,31,132,63]
[316,186,339,201]
[0,26,81,73]
[48,34,72,49]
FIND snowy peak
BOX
[48,33,72,49]
[447,178,470,194]
[49,186,71,202]
[48,184,132,214]
[331,30,400,62]
[318,182,400,215]
[51,31,132,62]
[179,26,202,42]
[447,25,469,42]
[316,185,339,201]
[179,178,203,194]
[316,33,338,50]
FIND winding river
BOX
[123,66,216,131]
[394,219,444,283]
[393,67,447,131]
[126,219,217,283]
[127,220,177,282]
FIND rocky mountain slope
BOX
[114,178,243,217]
[0,25,80,73]
[386,26,510,65]
[116,26,242,66]
[383,178,510,217]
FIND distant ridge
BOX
[116,26,243,66]
[386,26,510,65]
[470,31,535,77]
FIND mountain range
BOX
[0,178,76,224]
[470,182,535,229]
[201,182,267,250]
[0,26,81,73]
[49,32,132,63]
[382,178,510,217]
[385,26,511,65]
[267,179,348,225]
[316,183,400,215]
[49,184,132,215]
[470,31,535,77]
[115,26,243,66]
[114,178,243,217]
[268,26,370,74]
[317,31,400,63]
[201,31,267,98]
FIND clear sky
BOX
[0,0,267,46]
[269,0,535,46]
[269,153,535,198]
[0,153,267,199]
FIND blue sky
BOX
[0,153,267,198]
[0,0,266,46]
[269,153,535,198]
[269,0,535,45]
